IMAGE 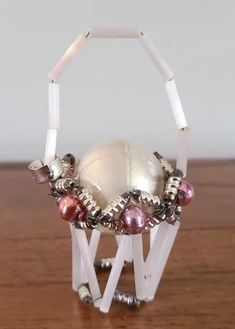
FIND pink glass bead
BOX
[177,180,194,206]
[120,205,149,234]
[57,195,87,221]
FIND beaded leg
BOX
[150,226,159,247]
[125,237,133,262]
[132,234,145,300]
[73,227,101,307]
[145,221,180,301]
[79,229,101,283]
[99,236,129,313]
[116,235,133,262]
[89,229,101,262]
[70,225,82,291]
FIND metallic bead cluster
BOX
[48,152,191,232]
[30,148,193,234]
[113,290,140,307]
[100,190,162,233]
[49,155,101,228]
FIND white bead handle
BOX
[46,27,189,173]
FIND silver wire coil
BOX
[102,195,129,219]
[54,178,75,192]
[154,151,174,176]
[94,257,115,271]
[138,190,160,207]
[77,284,93,304]
[113,290,140,307]
[163,176,181,201]
[77,188,101,217]
[61,154,77,178]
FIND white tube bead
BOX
[49,34,87,81]
[74,229,101,307]
[79,230,101,284]
[165,79,188,130]
[48,82,60,129]
[69,224,87,285]
[125,237,133,262]
[80,259,88,284]
[70,225,82,291]
[44,128,57,164]
[89,26,140,39]
[115,235,122,247]
[116,236,132,262]
[177,127,190,177]
[150,226,159,247]
[145,221,180,301]
[89,229,101,262]
[132,234,145,300]
[145,221,168,282]
[99,235,129,313]
[139,33,174,81]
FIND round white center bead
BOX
[74,139,164,211]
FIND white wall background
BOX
[0,0,234,161]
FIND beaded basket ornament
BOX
[28,27,194,313]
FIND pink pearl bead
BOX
[177,180,194,206]
[57,195,87,221]
[121,205,149,234]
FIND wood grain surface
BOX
[0,160,234,329]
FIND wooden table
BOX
[0,161,234,329]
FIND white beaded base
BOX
[70,221,180,313]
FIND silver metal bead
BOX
[113,290,140,307]
[175,205,182,216]
[100,219,124,233]
[54,178,75,192]
[165,208,177,224]
[163,187,177,201]
[168,176,181,189]
[28,157,64,183]
[146,220,155,229]
[78,188,101,217]
[150,216,161,226]
[153,151,174,176]
[163,175,182,201]
[138,191,160,207]
[61,154,77,178]
[73,221,88,230]
[102,195,129,219]
[144,215,162,230]
[77,284,93,304]
[94,258,115,271]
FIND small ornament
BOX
[28,26,194,313]
[177,180,194,206]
